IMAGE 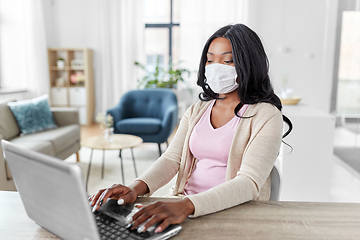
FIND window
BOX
[143,0,180,71]
[0,1,27,92]
[336,11,360,114]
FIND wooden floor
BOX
[80,124,103,140]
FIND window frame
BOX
[144,0,179,64]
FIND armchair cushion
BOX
[116,118,162,134]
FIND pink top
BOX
[183,100,249,195]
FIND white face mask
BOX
[205,63,239,94]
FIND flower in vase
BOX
[105,113,114,129]
[96,112,114,130]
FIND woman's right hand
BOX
[89,183,141,212]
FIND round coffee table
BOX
[81,134,143,191]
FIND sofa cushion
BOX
[10,124,80,155]
[5,141,55,180]
[116,118,161,134]
[8,95,57,135]
[0,103,20,140]
[9,140,55,156]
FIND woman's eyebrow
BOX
[207,51,232,55]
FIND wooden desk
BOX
[2,191,360,240]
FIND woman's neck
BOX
[215,90,241,110]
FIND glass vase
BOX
[103,127,114,142]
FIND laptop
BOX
[1,140,182,240]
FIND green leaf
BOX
[134,58,192,90]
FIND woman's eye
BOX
[224,60,234,64]
[207,60,213,63]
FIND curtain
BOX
[179,0,249,90]
[24,0,49,98]
[0,0,48,97]
[97,0,144,112]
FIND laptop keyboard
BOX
[94,211,152,240]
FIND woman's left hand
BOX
[130,198,195,233]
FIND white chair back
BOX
[270,165,281,201]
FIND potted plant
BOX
[57,58,65,69]
[134,57,191,90]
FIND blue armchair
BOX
[107,89,178,156]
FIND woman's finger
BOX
[130,203,159,228]
[89,189,106,207]
[138,213,169,233]
[93,184,136,212]
[134,203,144,209]
[154,218,172,233]
[132,202,157,220]
[92,188,109,212]
[117,190,137,206]
[88,194,94,202]
[130,199,193,232]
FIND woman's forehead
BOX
[208,37,232,53]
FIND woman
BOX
[90,23,292,234]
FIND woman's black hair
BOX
[197,23,292,139]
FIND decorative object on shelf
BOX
[55,77,66,87]
[70,73,77,85]
[71,59,84,69]
[279,75,301,105]
[280,97,301,105]
[70,71,85,85]
[135,57,191,89]
[96,112,114,142]
[57,58,65,69]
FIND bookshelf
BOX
[47,48,95,125]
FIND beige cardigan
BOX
[137,100,283,217]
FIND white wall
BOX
[43,0,99,49]
[42,0,339,114]
[248,0,338,112]
[43,0,103,113]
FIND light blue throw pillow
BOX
[8,95,57,135]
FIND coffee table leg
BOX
[86,148,94,192]
[131,148,138,178]
[101,150,105,179]
[119,149,125,184]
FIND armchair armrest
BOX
[51,107,80,127]
[160,105,178,137]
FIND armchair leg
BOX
[76,152,80,162]
[158,143,162,157]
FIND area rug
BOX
[65,143,176,196]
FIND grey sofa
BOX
[0,100,81,191]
